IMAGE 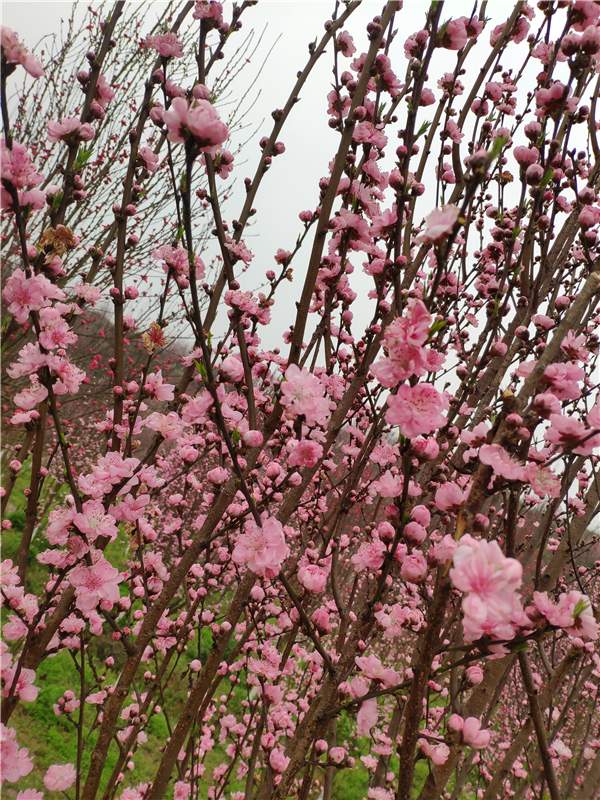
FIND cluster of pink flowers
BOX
[1,2,600,798]
[0,141,45,211]
[143,33,183,59]
[450,535,527,642]
[280,365,332,427]
[0,724,32,783]
[47,117,95,144]
[163,97,229,153]
[232,516,290,579]
[386,383,449,439]
[1,26,43,78]
[452,536,598,644]
[372,299,443,386]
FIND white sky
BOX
[0,1,537,347]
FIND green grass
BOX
[3,479,460,799]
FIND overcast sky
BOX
[1,0,532,346]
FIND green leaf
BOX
[51,191,63,210]
[539,167,555,188]
[74,145,93,172]
[428,319,447,337]
[415,120,431,140]
[231,429,241,445]
[573,598,589,618]
[488,135,508,163]
[194,359,207,379]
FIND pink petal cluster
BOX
[1,26,44,77]
[281,365,331,427]
[143,33,183,59]
[385,383,448,439]
[450,535,525,642]
[68,554,121,614]
[0,724,33,783]
[43,763,76,791]
[232,516,290,579]
[479,444,525,481]
[163,97,228,152]
[418,204,459,242]
[47,117,95,143]
[1,141,46,211]
[532,590,598,640]
[372,299,443,386]
[448,714,491,749]
[3,269,66,324]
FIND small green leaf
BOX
[194,359,207,379]
[488,135,508,163]
[416,120,431,140]
[231,429,241,445]
[428,319,447,337]
[74,145,94,171]
[573,598,589,618]
[539,167,555,188]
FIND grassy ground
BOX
[3,483,435,799]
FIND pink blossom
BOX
[72,500,118,543]
[297,562,328,593]
[526,464,561,499]
[0,724,33,783]
[462,717,491,749]
[466,665,484,685]
[545,414,600,455]
[1,665,38,702]
[533,591,598,640]
[13,383,47,411]
[3,269,66,324]
[68,554,121,613]
[1,26,44,78]
[451,535,525,642]
[355,654,401,688]
[434,482,468,512]
[232,516,289,579]
[163,97,228,152]
[145,411,184,441]
[287,439,323,469]
[351,539,386,572]
[372,299,443,386]
[44,763,76,791]
[193,1,223,24]
[418,205,460,243]
[47,117,95,143]
[144,370,175,401]
[220,355,244,383]
[430,534,457,564]
[138,146,159,173]
[479,444,525,481]
[357,697,378,736]
[329,746,347,764]
[269,747,289,773]
[419,739,450,765]
[143,33,183,58]
[400,552,428,583]
[337,31,356,57]
[281,365,331,427]
[439,18,468,50]
[386,383,448,439]
[451,536,522,599]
